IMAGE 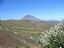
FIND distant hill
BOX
[22,15,60,25]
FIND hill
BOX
[0,15,60,48]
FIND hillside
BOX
[0,19,55,38]
[0,15,60,48]
[0,29,26,48]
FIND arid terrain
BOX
[0,15,60,48]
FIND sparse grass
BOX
[0,20,53,48]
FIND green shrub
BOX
[39,22,64,48]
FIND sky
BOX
[0,0,64,21]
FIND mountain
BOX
[22,15,60,25]
[22,15,40,21]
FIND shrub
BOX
[39,22,64,48]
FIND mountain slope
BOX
[0,15,60,48]
[0,29,25,48]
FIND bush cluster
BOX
[39,22,64,48]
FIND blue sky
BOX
[0,0,64,21]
